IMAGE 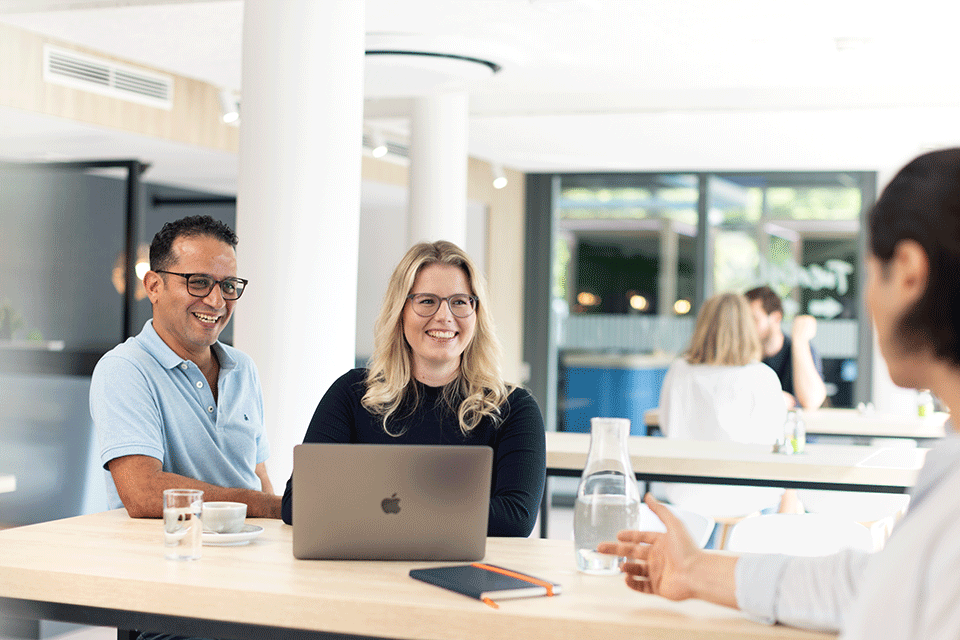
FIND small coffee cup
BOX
[202,501,247,534]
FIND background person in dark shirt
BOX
[744,286,827,409]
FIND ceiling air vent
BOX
[43,45,173,110]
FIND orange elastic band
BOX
[471,563,556,596]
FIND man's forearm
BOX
[791,341,827,408]
[115,468,281,519]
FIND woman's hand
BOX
[597,493,704,601]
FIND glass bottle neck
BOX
[584,418,633,476]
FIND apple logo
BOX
[381,493,401,514]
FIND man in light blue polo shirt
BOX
[91,215,280,518]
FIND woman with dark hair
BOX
[281,240,546,537]
[598,148,960,638]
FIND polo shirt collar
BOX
[138,319,237,372]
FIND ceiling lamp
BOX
[491,164,508,189]
[218,90,240,124]
[370,130,389,158]
[629,294,649,311]
[577,291,600,307]
[112,243,151,300]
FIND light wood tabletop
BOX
[643,407,949,440]
[0,474,14,494]
[540,433,926,538]
[546,432,927,492]
[0,509,834,640]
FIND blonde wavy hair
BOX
[685,292,762,366]
[361,240,511,436]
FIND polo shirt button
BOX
[180,363,188,370]
[207,406,214,413]
[196,381,203,388]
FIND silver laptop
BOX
[292,443,492,561]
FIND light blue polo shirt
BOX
[90,320,270,510]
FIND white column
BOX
[234,0,365,489]
[407,91,469,248]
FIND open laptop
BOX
[292,443,492,561]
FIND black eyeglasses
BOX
[406,293,478,318]
[155,271,248,300]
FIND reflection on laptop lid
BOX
[292,443,492,561]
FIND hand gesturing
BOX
[596,493,702,600]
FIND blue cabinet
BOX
[560,353,670,435]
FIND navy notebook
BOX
[409,563,561,607]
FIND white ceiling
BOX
[2,0,960,193]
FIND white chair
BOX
[639,503,715,549]
[725,513,875,556]
[796,489,909,550]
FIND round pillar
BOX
[407,91,469,248]
[233,0,365,488]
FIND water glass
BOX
[163,489,203,560]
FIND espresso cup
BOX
[202,501,247,534]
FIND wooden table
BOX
[0,474,14,494]
[643,407,949,441]
[542,432,927,536]
[0,510,834,640]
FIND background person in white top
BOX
[599,148,960,639]
[656,292,790,520]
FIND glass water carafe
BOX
[573,417,641,574]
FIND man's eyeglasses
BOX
[155,271,248,300]
[406,293,478,318]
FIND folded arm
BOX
[790,316,827,409]
[109,455,281,519]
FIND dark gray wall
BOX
[0,164,236,527]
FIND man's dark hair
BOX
[149,215,239,272]
[869,148,960,367]
[744,285,783,317]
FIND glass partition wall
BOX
[525,170,875,439]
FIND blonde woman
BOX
[281,241,546,536]
[656,292,787,522]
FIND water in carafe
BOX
[573,417,641,574]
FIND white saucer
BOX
[202,524,264,546]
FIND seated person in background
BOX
[91,215,281,518]
[599,148,960,639]
[744,285,827,409]
[656,292,791,520]
[282,240,545,537]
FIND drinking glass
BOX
[163,488,203,560]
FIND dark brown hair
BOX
[744,285,783,317]
[150,215,238,272]
[869,148,960,366]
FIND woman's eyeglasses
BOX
[406,293,478,318]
